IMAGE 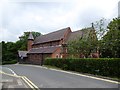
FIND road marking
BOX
[5,67,17,76]
[23,76,39,89]
[19,64,119,84]
[0,69,39,90]
[50,68,119,84]
[0,70,21,78]
[50,69,119,84]
[21,77,36,89]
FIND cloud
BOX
[0,28,18,42]
[0,0,119,42]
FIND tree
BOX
[99,18,120,58]
[18,31,41,50]
[2,41,17,64]
[2,31,41,64]
[68,39,90,58]
[67,29,98,58]
[93,18,109,40]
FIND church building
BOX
[18,26,98,65]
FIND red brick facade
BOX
[24,27,98,65]
[26,27,71,65]
[27,40,33,51]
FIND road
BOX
[0,66,32,89]
[2,64,120,89]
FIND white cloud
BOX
[0,0,119,42]
[0,28,17,42]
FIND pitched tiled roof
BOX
[67,27,94,42]
[33,27,70,44]
[18,51,28,57]
[28,32,34,40]
[28,46,61,54]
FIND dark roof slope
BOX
[28,46,60,54]
[18,51,28,57]
[34,27,70,44]
[28,32,34,40]
[67,27,94,42]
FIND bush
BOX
[44,58,120,78]
[2,60,17,65]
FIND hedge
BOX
[44,58,120,78]
[2,60,17,65]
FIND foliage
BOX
[2,60,17,65]
[2,41,18,64]
[93,18,109,39]
[1,31,41,65]
[18,32,41,50]
[44,58,120,78]
[67,30,98,58]
[99,18,120,58]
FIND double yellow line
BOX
[0,71,40,90]
[21,76,39,90]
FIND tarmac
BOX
[0,71,33,90]
[0,65,39,90]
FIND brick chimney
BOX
[27,32,34,51]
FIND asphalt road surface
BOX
[2,64,120,89]
[0,66,32,89]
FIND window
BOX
[56,54,59,58]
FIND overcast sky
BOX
[0,0,119,42]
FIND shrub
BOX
[44,58,120,78]
[2,60,17,65]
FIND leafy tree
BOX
[67,29,98,58]
[2,41,17,64]
[18,31,41,50]
[93,18,109,40]
[99,18,120,58]
[2,31,41,64]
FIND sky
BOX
[0,0,119,42]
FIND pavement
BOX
[2,64,119,89]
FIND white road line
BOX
[1,70,39,90]
[50,68,119,84]
[19,64,119,84]
[5,67,17,76]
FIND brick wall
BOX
[28,54,42,64]
[28,53,52,65]
[27,40,33,50]
[52,48,61,58]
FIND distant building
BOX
[18,27,98,65]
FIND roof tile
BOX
[28,46,60,54]
[33,27,70,44]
